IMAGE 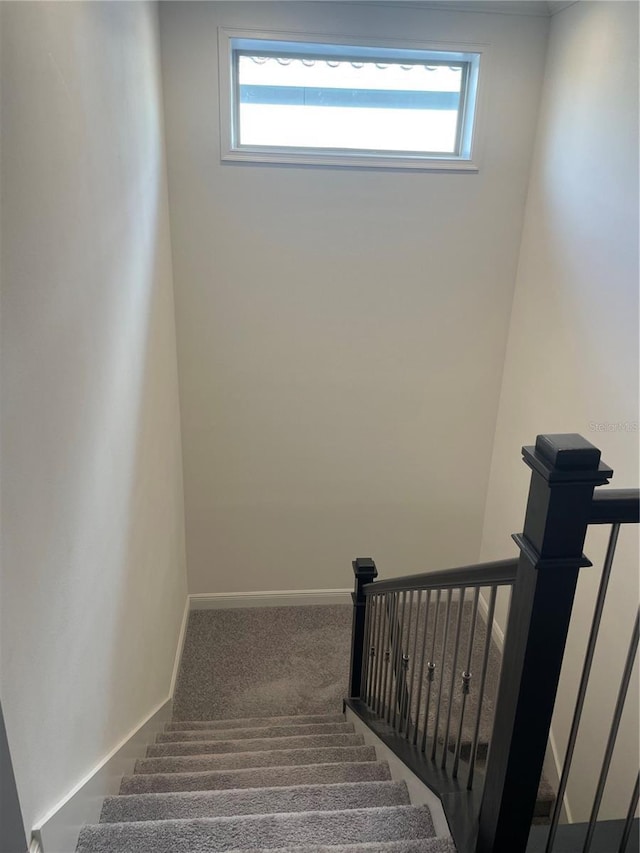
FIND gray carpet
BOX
[75,602,556,851]
[166,714,347,731]
[172,606,352,720]
[171,601,500,761]
[120,760,393,795]
[208,844,456,853]
[78,710,451,851]
[157,722,354,742]
[100,781,411,822]
[134,745,378,775]
[148,732,364,757]
[77,805,435,852]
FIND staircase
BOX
[76,713,455,852]
[68,435,639,853]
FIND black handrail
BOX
[589,488,640,524]
[362,558,518,595]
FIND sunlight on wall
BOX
[0,1,187,836]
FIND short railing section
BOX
[535,492,639,853]
[346,434,639,853]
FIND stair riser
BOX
[120,762,392,794]
[157,722,353,743]
[166,715,346,731]
[100,781,410,823]
[147,733,363,757]
[78,806,436,852]
[135,745,377,775]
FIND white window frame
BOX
[218,27,487,172]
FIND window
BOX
[218,30,483,171]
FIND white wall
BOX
[0,1,187,837]
[159,0,549,595]
[480,0,639,822]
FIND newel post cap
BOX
[522,434,613,484]
[352,557,378,580]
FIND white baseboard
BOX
[33,698,171,853]
[545,726,573,824]
[170,596,191,697]
[189,588,353,609]
[30,589,350,851]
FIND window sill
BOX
[221,148,479,172]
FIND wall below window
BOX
[480,0,639,823]
[159,0,548,594]
[0,1,187,838]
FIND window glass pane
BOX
[236,54,465,154]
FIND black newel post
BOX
[349,557,378,700]
[476,435,612,853]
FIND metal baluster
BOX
[583,609,639,853]
[618,772,639,852]
[412,589,431,745]
[399,651,410,732]
[453,586,480,778]
[360,593,372,699]
[372,594,385,714]
[431,589,453,762]
[384,593,398,723]
[376,594,388,717]
[392,591,408,729]
[379,593,393,719]
[421,589,442,754]
[442,587,467,770]
[546,524,621,853]
[404,589,422,739]
[378,594,390,717]
[468,585,498,790]
[372,595,382,707]
[397,590,414,733]
[365,595,378,707]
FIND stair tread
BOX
[120,761,392,795]
[148,733,364,757]
[100,780,410,822]
[157,722,354,743]
[536,776,556,802]
[135,745,377,775]
[167,714,346,731]
[77,805,436,853]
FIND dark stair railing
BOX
[346,433,639,853]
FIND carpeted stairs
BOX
[76,712,455,853]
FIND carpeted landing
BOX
[172,606,353,721]
[76,712,455,853]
